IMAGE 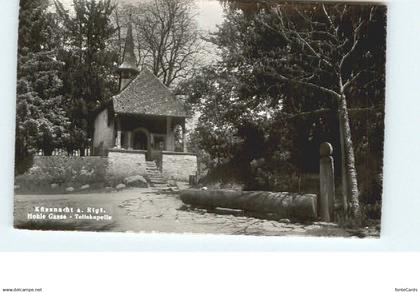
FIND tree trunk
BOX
[338,112,349,215]
[180,189,318,221]
[338,94,361,221]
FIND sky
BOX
[57,0,225,67]
[58,0,225,32]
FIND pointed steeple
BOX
[118,20,139,91]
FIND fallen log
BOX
[180,189,318,221]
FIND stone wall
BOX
[107,149,147,178]
[20,150,195,187]
[162,152,197,181]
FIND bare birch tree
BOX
[257,3,386,220]
[114,0,202,87]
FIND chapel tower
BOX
[117,21,139,91]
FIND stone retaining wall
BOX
[162,152,197,181]
[22,150,195,186]
[107,149,147,178]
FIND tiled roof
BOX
[113,69,188,118]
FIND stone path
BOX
[115,190,353,236]
[14,188,379,237]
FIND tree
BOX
[54,0,119,154]
[252,3,386,220]
[114,0,202,87]
[18,0,61,53]
[180,3,386,221]
[15,0,69,173]
[16,50,69,155]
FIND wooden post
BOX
[182,122,187,153]
[166,116,174,151]
[320,142,335,222]
[127,131,133,150]
[115,116,122,149]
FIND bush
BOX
[15,156,109,191]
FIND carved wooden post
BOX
[320,142,335,222]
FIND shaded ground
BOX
[14,187,379,237]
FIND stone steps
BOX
[149,177,165,181]
[145,161,179,193]
[151,181,167,185]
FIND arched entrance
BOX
[133,128,150,151]
[132,127,160,162]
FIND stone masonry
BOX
[162,152,197,181]
[107,149,147,178]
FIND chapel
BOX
[92,23,197,181]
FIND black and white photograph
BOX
[13,0,386,237]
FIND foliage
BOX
[240,3,386,219]
[16,51,69,153]
[179,63,296,190]
[54,0,119,153]
[18,0,62,52]
[179,2,386,216]
[15,0,70,173]
[16,0,122,170]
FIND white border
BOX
[1,0,420,251]
[0,253,419,291]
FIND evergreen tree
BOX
[15,0,69,173]
[54,0,119,154]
